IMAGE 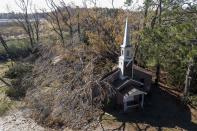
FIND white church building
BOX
[101,18,152,112]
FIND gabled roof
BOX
[117,79,147,95]
[117,79,143,91]
[121,17,132,48]
[124,88,147,97]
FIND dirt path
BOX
[0,62,50,131]
[0,109,49,131]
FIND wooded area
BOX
[0,0,196,130]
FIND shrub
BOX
[0,87,13,116]
[0,39,30,60]
[0,99,12,116]
[5,62,32,79]
[4,62,33,99]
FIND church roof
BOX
[121,17,132,48]
[124,88,147,97]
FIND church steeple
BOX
[121,17,131,48]
[118,18,133,79]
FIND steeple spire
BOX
[121,17,131,47]
[118,17,133,78]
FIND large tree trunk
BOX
[158,0,162,24]
[184,60,193,97]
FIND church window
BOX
[121,50,123,55]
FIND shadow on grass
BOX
[105,86,197,130]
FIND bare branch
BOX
[0,77,12,88]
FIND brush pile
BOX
[24,44,115,129]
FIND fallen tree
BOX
[23,44,115,129]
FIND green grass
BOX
[4,62,33,99]
[0,86,14,116]
[5,62,32,79]
[0,62,15,116]
[0,101,12,116]
[0,38,30,58]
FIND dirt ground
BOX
[98,86,197,131]
[0,109,49,131]
[0,62,53,131]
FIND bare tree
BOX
[16,0,34,49]
[44,0,68,44]
[44,0,75,45]
[32,7,41,43]
[90,0,97,7]
[15,0,41,50]
[59,0,73,38]
[112,0,114,8]
[76,7,81,40]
